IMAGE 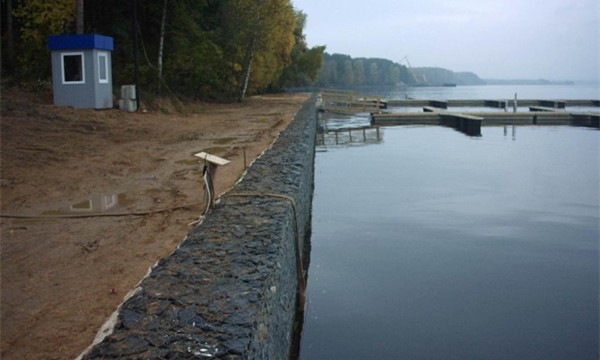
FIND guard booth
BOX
[48,34,114,109]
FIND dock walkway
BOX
[371,107,599,126]
[317,91,599,136]
[318,89,387,113]
[385,99,599,108]
[371,99,600,135]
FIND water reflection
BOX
[503,125,517,140]
[317,126,383,147]
[70,194,118,212]
[43,193,134,215]
[300,126,599,360]
[317,111,384,148]
[317,110,371,129]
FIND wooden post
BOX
[194,152,231,215]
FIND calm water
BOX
[363,83,600,100]
[299,85,599,360]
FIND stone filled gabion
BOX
[81,95,317,360]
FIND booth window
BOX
[98,52,109,84]
[61,52,85,84]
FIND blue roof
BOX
[48,34,113,51]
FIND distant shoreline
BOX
[483,79,576,86]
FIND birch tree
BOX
[222,0,296,101]
[157,0,167,93]
[239,4,261,102]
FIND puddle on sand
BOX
[43,193,136,216]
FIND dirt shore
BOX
[0,86,310,360]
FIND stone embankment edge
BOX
[79,94,317,359]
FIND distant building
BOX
[48,34,113,109]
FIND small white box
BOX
[120,85,136,100]
[119,99,137,112]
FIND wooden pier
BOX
[439,112,483,136]
[528,106,566,112]
[317,92,599,136]
[317,125,383,146]
[371,101,599,136]
[371,108,598,126]
[318,89,387,113]
[571,113,600,128]
[384,99,599,109]
[371,109,599,136]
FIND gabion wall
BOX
[81,96,317,359]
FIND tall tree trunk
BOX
[239,10,261,102]
[239,34,256,102]
[132,0,140,110]
[76,0,84,34]
[5,0,15,73]
[157,0,168,94]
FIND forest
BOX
[0,0,325,101]
[316,53,414,87]
[315,53,485,87]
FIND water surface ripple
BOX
[300,125,599,360]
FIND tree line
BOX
[410,67,485,86]
[314,53,487,88]
[1,0,325,101]
[316,53,415,87]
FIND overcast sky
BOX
[292,0,600,81]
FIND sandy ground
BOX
[0,86,309,360]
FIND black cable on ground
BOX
[0,203,201,219]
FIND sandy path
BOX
[0,88,310,360]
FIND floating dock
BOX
[371,107,599,126]
[371,107,599,136]
[318,89,387,113]
[384,99,599,109]
[317,90,600,136]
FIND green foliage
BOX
[410,67,485,86]
[3,0,321,101]
[162,0,229,99]
[13,0,76,78]
[277,10,325,88]
[316,53,414,87]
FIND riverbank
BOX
[80,93,317,359]
[0,85,310,360]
